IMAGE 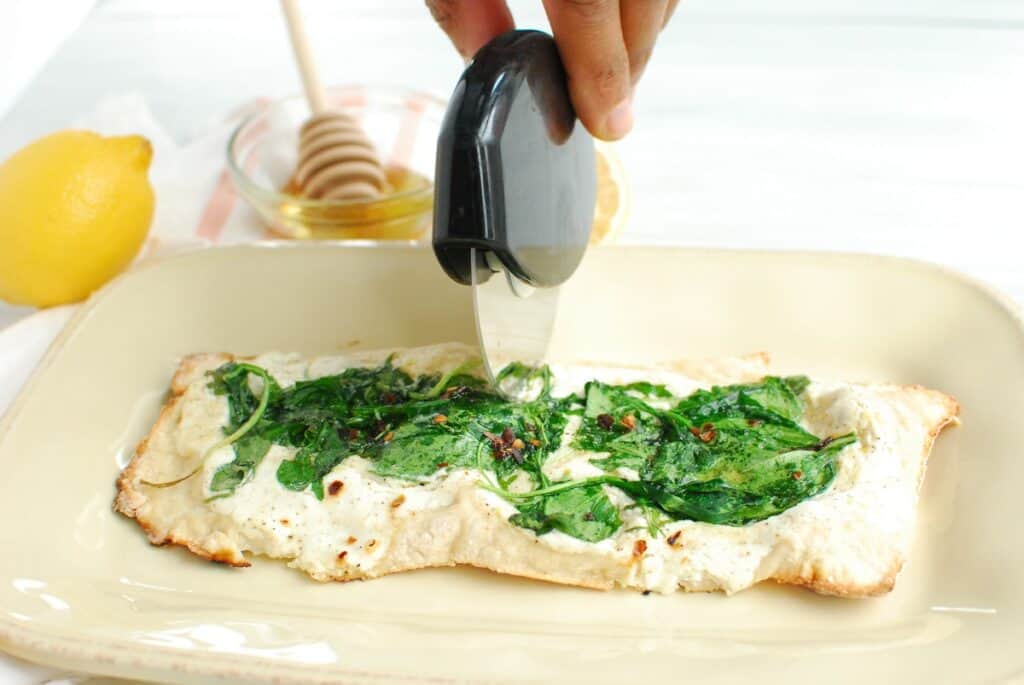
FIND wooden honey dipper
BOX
[281,0,386,201]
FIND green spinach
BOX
[201,358,854,541]
[508,483,621,542]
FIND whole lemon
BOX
[0,130,155,307]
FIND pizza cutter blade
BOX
[469,247,561,387]
[432,30,596,393]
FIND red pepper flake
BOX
[441,386,467,400]
[383,431,395,443]
[391,494,406,508]
[809,436,835,451]
[620,414,637,431]
[596,414,615,430]
[696,423,717,443]
[346,536,357,544]
[666,531,682,547]
[280,518,290,526]
[747,419,762,428]
[436,461,449,469]
[483,431,506,458]
[484,428,525,464]
[792,470,804,480]
[347,428,361,440]
[328,480,344,496]
[337,551,348,562]
[633,539,648,557]
[433,414,448,424]
[381,391,400,405]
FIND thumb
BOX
[542,0,632,141]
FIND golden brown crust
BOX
[115,354,233,515]
[114,398,182,520]
[772,557,900,598]
[772,384,959,598]
[115,353,250,566]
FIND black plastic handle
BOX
[432,30,596,288]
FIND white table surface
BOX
[0,1,1022,681]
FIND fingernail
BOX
[605,97,633,139]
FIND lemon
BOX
[0,130,155,307]
[590,141,630,245]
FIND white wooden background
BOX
[1,0,1022,325]
[0,1,1022,680]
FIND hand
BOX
[426,0,679,141]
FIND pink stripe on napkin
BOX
[195,169,237,242]
[387,93,427,169]
[195,98,272,242]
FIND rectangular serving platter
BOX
[0,244,1019,684]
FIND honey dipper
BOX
[280,0,386,200]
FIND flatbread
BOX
[115,343,958,596]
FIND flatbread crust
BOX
[115,344,958,597]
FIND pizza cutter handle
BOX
[432,30,596,288]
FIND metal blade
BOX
[471,248,559,394]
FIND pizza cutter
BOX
[433,29,596,392]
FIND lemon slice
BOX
[590,141,630,245]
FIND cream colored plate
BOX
[0,244,1018,685]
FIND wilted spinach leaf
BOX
[205,362,279,498]
[574,382,663,470]
[511,375,854,534]
[370,419,481,479]
[508,483,621,542]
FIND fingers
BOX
[427,0,681,140]
[664,0,681,26]
[620,0,670,85]
[542,0,632,141]
[425,0,515,59]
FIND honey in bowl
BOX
[276,164,433,241]
[269,142,624,243]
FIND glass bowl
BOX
[227,85,446,241]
